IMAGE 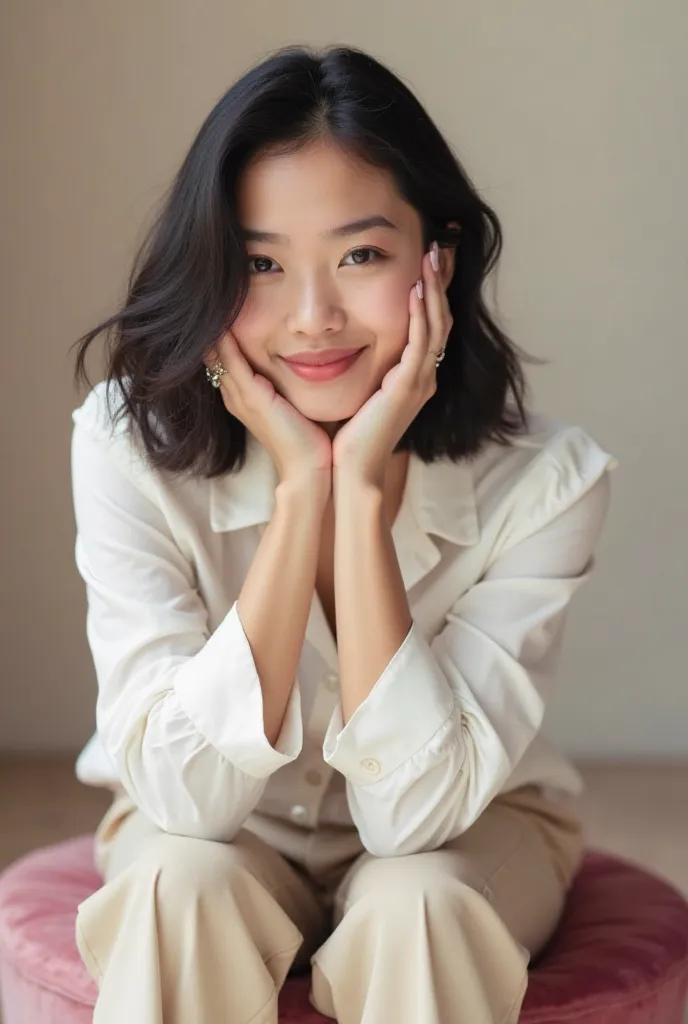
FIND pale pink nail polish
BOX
[416,278,424,300]
[430,240,439,272]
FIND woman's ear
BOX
[202,349,219,371]
[438,220,461,289]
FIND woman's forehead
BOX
[237,143,418,242]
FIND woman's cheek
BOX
[365,282,412,350]
[229,303,272,366]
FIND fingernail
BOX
[430,241,439,272]
[416,278,424,300]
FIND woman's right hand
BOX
[204,328,333,494]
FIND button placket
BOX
[306,672,339,744]
[323,672,339,692]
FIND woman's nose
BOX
[286,277,346,337]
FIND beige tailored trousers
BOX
[75,784,583,1024]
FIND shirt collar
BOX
[209,432,479,671]
[209,430,480,553]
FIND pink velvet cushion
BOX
[0,837,687,1024]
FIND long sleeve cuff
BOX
[174,601,303,778]
[322,620,456,785]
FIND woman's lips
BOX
[281,349,365,381]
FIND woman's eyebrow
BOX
[242,215,399,244]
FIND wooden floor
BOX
[0,755,686,1021]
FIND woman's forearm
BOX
[333,474,412,723]
[238,477,328,746]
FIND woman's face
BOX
[231,139,428,436]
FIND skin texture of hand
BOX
[203,328,333,490]
[332,242,453,489]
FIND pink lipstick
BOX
[281,348,365,382]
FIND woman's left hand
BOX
[332,244,453,488]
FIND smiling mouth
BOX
[280,348,366,381]
[282,347,364,366]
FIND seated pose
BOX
[70,43,618,1024]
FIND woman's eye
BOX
[248,256,278,275]
[341,246,385,267]
[247,247,385,275]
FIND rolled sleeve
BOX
[321,449,616,858]
[71,397,301,841]
[322,621,456,785]
[175,601,302,777]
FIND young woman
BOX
[70,43,618,1024]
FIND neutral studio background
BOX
[2,1,686,759]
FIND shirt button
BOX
[323,673,339,692]
[360,758,380,776]
[305,769,323,786]
[290,804,308,823]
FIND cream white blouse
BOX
[70,380,618,870]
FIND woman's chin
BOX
[290,393,363,425]
[274,372,381,426]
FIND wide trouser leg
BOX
[75,793,328,1024]
[309,790,580,1024]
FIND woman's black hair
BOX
[72,43,542,478]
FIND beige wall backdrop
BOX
[2,2,686,757]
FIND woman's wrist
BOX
[276,469,332,515]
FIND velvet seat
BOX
[1,836,687,1022]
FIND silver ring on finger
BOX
[434,346,446,367]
